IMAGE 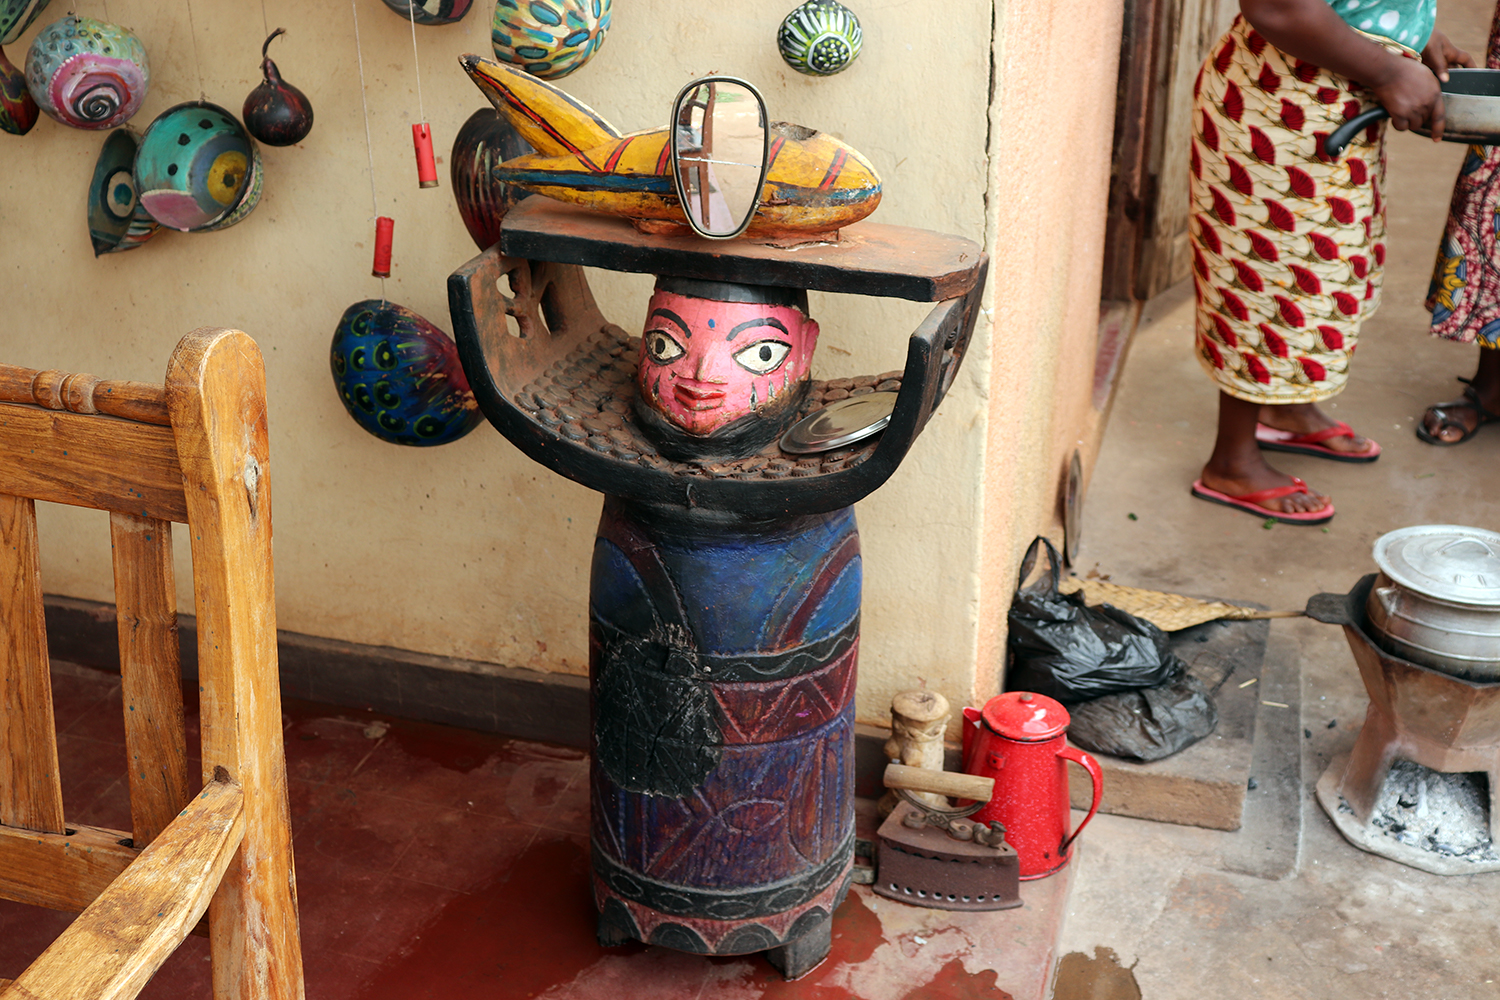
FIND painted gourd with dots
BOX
[491,0,610,80]
[331,300,483,447]
[777,0,862,77]
[133,102,257,232]
[24,15,148,129]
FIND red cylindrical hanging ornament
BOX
[412,122,438,188]
[372,216,394,278]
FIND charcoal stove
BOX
[1306,575,1500,875]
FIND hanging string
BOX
[260,0,269,43]
[349,0,386,300]
[405,2,426,123]
[101,0,110,22]
[183,0,205,99]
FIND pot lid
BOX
[983,691,1070,741]
[1372,525,1500,607]
[780,391,898,454]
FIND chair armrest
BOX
[2,772,246,1000]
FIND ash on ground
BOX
[1339,760,1497,863]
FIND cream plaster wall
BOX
[974,0,1127,702]
[1,0,1119,727]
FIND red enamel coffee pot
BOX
[962,691,1103,880]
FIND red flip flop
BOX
[1190,477,1335,524]
[1255,421,1380,462]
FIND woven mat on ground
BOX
[1057,577,1303,632]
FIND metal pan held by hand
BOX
[1325,68,1500,157]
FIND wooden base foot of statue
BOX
[765,905,836,980]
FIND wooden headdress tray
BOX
[448,199,988,518]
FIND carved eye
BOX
[732,339,791,375]
[643,330,685,364]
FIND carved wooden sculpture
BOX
[449,198,985,979]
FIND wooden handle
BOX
[883,763,994,801]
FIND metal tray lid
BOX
[1372,524,1500,607]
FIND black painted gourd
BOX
[243,29,312,147]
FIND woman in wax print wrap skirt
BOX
[1188,0,1470,523]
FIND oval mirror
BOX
[669,76,768,239]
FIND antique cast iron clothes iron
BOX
[874,763,1021,911]
[961,691,1103,879]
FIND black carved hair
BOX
[653,275,809,315]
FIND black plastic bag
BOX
[1065,674,1219,761]
[1006,537,1186,704]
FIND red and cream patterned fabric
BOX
[1190,15,1405,404]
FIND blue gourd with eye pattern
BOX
[330,300,482,446]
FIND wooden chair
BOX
[0,330,303,1000]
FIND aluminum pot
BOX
[1365,525,1500,681]
[1325,68,1500,156]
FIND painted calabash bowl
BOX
[380,0,474,25]
[24,15,148,129]
[134,102,256,232]
[1,0,53,47]
[87,128,162,255]
[450,107,533,250]
[777,0,862,77]
[491,0,610,80]
[330,300,483,447]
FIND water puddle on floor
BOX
[1053,946,1141,1000]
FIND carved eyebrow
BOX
[648,308,692,339]
[726,316,790,341]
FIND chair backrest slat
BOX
[0,494,66,835]
[110,513,189,849]
[0,407,187,522]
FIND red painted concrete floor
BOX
[1,661,1072,999]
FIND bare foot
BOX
[1418,348,1500,444]
[1257,402,1376,455]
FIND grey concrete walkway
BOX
[1056,1,1500,994]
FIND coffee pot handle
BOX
[1057,745,1103,854]
[961,706,982,769]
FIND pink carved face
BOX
[636,289,820,436]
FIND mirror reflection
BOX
[671,78,767,239]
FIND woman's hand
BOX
[1366,55,1445,138]
[1422,29,1475,81]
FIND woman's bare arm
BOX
[1240,0,1447,136]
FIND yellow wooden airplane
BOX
[458,53,882,238]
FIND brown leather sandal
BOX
[1416,379,1499,446]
